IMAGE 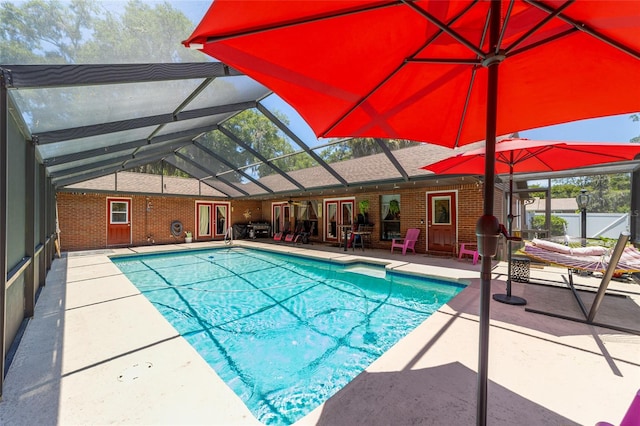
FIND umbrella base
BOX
[493,293,527,305]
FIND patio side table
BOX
[510,255,530,283]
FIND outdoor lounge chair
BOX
[523,237,640,277]
[522,232,640,333]
[273,223,291,241]
[285,223,304,243]
[297,222,315,244]
[391,228,420,255]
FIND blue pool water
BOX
[111,247,464,425]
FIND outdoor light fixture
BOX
[576,189,590,210]
[576,189,590,245]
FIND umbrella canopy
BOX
[184,1,640,147]
[423,138,640,175]
[424,137,640,306]
[185,2,640,424]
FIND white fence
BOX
[527,212,630,239]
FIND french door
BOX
[272,202,290,235]
[323,198,354,243]
[196,201,230,240]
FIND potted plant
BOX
[184,231,193,243]
[358,199,370,224]
[388,199,400,220]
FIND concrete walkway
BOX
[1,240,639,425]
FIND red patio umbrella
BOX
[184,2,640,424]
[423,137,640,305]
[424,138,640,176]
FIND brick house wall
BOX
[259,182,502,254]
[58,184,503,254]
[57,192,262,252]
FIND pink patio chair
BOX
[458,242,479,264]
[391,228,420,255]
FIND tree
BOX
[0,0,99,64]
[185,109,317,181]
[79,0,203,63]
[550,182,581,198]
[320,138,417,163]
[546,174,631,213]
[531,215,567,237]
[132,160,188,177]
[631,114,640,143]
[1,0,204,64]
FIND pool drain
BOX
[118,361,153,382]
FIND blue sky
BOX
[520,114,639,143]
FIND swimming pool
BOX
[111,247,464,425]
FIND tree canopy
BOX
[1,0,203,64]
[529,174,632,213]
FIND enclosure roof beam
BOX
[174,151,247,196]
[52,155,185,188]
[256,102,349,187]
[218,125,305,191]
[42,125,220,166]
[33,101,256,145]
[2,62,243,89]
[192,140,273,194]
[49,139,194,180]
[375,138,410,181]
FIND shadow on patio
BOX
[315,362,579,425]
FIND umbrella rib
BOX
[504,0,574,54]
[201,1,401,44]
[454,6,491,148]
[526,0,640,60]
[495,152,510,166]
[507,146,553,167]
[405,0,484,67]
[509,27,577,57]
[323,0,478,137]
[401,0,486,59]
[454,67,478,149]
[531,151,559,171]
[495,0,515,53]
[407,58,480,65]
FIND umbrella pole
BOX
[476,2,501,425]
[493,166,527,305]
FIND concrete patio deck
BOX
[1,240,639,425]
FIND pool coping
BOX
[112,240,475,286]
